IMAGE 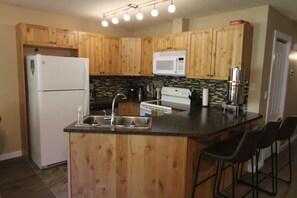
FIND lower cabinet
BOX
[118,102,140,116]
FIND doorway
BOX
[263,30,292,160]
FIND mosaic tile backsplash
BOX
[90,76,248,107]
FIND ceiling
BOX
[0,0,297,29]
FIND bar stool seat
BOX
[192,130,263,198]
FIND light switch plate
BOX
[249,82,256,91]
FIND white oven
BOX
[140,87,191,116]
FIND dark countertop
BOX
[64,105,262,138]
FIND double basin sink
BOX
[78,115,152,129]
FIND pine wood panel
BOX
[141,37,154,76]
[121,38,141,76]
[153,32,188,51]
[171,32,189,51]
[103,35,121,75]
[21,23,78,49]
[187,29,213,79]
[69,134,188,198]
[68,122,254,198]
[79,32,103,75]
[118,102,140,116]
[54,28,78,48]
[211,24,245,80]
[153,34,171,51]
[23,23,52,46]
[15,23,29,159]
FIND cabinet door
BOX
[211,24,245,80]
[118,102,140,116]
[171,32,189,51]
[153,34,171,51]
[121,38,141,76]
[22,24,52,46]
[54,28,78,49]
[141,37,154,76]
[103,36,121,75]
[187,29,213,79]
[79,32,103,76]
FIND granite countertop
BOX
[64,105,262,138]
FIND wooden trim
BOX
[15,23,28,160]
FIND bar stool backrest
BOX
[277,115,297,141]
[228,130,263,163]
[258,121,282,149]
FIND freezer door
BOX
[31,55,89,91]
[37,90,89,168]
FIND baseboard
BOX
[279,134,297,151]
[0,150,22,161]
[247,134,297,173]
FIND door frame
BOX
[263,30,292,160]
[265,30,292,123]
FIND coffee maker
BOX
[222,67,245,116]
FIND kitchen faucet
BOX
[111,93,127,125]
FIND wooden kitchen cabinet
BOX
[187,23,253,80]
[154,32,188,51]
[121,37,141,76]
[187,29,213,79]
[211,23,253,80]
[103,35,121,75]
[20,23,78,49]
[141,36,154,76]
[118,102,140,116]
[79,32,103,75]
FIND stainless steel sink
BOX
[80,115,152,129]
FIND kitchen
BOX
[0,0,297,197]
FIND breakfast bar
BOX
[64,106,261,198]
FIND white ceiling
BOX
[0,0,297,29]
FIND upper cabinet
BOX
[141,37,154,76]
[103,35,121,75]
[211,23,253,80]
[121,37,141,76]
[187,29,213,79]
[78,32,103,76]
[154,32,188,51]
[212,23,253,80]
[187,23,253,80]
[19,23,78,49]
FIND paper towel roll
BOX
[202,88,209,107]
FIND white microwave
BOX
[153,50,186,76]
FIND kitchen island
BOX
[64,106,261,198]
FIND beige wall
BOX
[259,7,297,120]
[0,25,21,156]
[0,4,134,157]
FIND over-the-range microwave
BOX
[153,50,186,76]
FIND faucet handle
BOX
[102,110,106,116]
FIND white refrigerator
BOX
[26,54,89,169]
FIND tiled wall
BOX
[90,76,248,107]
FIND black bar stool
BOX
[192,130,263,198]
[275,115,297,184]
[254,121,281,195]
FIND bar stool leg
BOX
[192,154,202,198]
[288,139,292,183]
